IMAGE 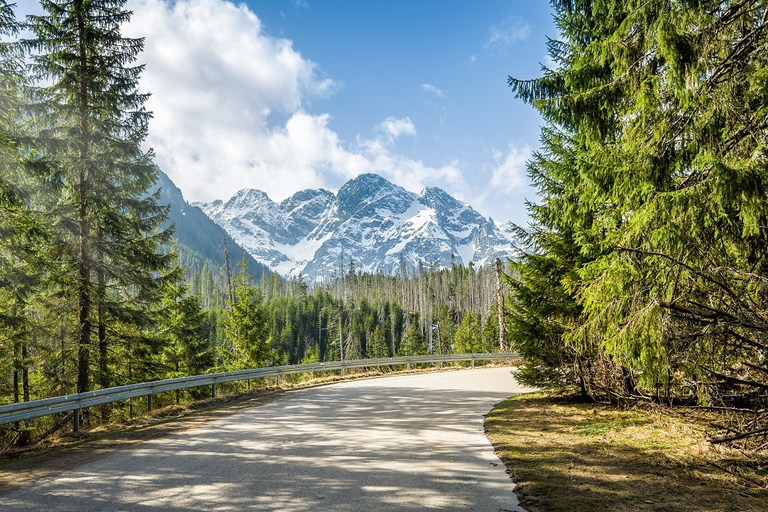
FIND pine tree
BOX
[368,325,387,358]
[24,0,171,393]
[0,1,49,404]
[398,314,425,356]
[508,1,768,407]
[223,257,271,369]
[159,247,214,391]
[453,312,483,354]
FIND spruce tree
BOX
[159,247,214,401]
[223,257,271,369]
[453,312,482,354]
[0,1,46,404]
[24,0,171,393]
[509,1,768,407]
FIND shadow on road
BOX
[1,369,529,511]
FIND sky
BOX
[19,0,557,227]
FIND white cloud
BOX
[124,0,349,202]
[377,116,417,142]
[485,17,531,50]
[421,83,444,97]
[490,145,531,195]
[121,0,470,206]
[358,135,465,194]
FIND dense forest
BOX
[0,0,509,441]
[192,255,506,368]
[505,0,768,443]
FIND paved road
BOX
[1,367,531,511]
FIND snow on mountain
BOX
[194,173,520,279]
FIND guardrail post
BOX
[74,409,80,433]
[471,357,475,368]
[276,373,280,386]
[406,362,411,372]
[146,394,153,413]
[211,383,216,398]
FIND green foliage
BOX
[453,312,483,354]
[158,247,214,380]
[508,0,768,410]
[0,2,510,438]
[399,314,426,356]
[24,0,171,394]
[223,257,271,369]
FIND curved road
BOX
[1,367,530,511]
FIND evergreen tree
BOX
[24,0,171,393]
[508,1,768,408]
[453,312,483,354]
[368,325,387,358]
[223,257,270,369]
[398,314,425,356]
[159,247,214,388]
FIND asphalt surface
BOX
[1,367,531,511]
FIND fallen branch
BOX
[710,425,768,444]
[700,365,768,391]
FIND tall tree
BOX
[223,257,271,369]
[0,0,36,403]
[25,0,171,393]
[508,1,768,409]
[159,247,214,401]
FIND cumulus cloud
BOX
[124,0,351,202]
[490,145,532,195]
[121,0,468,205]
[377,116,417,143]
[485,17,531,50]
[421,83,444,97]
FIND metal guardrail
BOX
[0,353,519,428]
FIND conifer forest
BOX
[4,0,768,448]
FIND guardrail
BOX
[0,352,519,430]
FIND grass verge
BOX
[485,392,768,512]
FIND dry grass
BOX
[485,392,768,512]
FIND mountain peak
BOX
[338,173,399,198]
[419,186,466,211]
[196,173,519,279]
[226,188,272,207]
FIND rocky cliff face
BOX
[195,173,519,279]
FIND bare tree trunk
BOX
[495,258,507,352]
[222,237,234,304]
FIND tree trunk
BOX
[495,258,507,352]
[21,341,29,402]
[98,255,109,422]
[76,0,91,395]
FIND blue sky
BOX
[19,0,556,226]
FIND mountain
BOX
[153,171,272,281]
[194,173,520,280]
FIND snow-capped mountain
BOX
[153,170,272,279]
[194,173,519,279]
